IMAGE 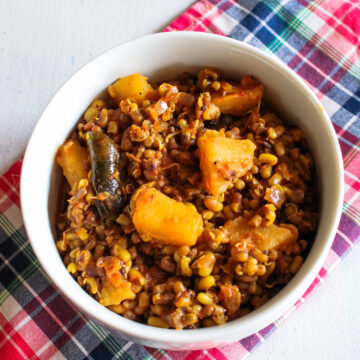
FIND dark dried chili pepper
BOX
[87,131,126,221]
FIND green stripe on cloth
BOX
[261,0,312,54]
[343,146,360,167]
[144,353,157,360]
[86,321,134,360]
[262,0,360,79]
[344,205,360,227]
[0,259,40,304]
[0,213,42,304]
[0,212,38,262]
[144,348,167,360]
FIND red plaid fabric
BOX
[1,1,359,359]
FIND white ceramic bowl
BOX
[21,32,343,350]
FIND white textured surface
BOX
[0,1,359,358]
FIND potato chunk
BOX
[99,278,135,306]
[108,73,152,104]
[224,217,298,252]
[131,187,203,246]
[212,83,263,116]
[198,130,256,197]
[56,139,89,192]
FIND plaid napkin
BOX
[1,1,359,359]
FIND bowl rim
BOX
[21,31,344,345]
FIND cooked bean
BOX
[259,153,278,166]
[274,142,286,157]
[289,256,303,273]
[260,165,272,179]
[198,275,216,290]
[173,281,186,294]
[203,197,223,212]
[148,316,170,328]
[159,256,176,273]
[238,275,258,283]
[197,292,213,305]
[248,214,262,228]
[235,179,246,190]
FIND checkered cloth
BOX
[1,0,359,358]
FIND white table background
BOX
[1,1,359,359]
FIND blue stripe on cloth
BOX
[252,2,273,19]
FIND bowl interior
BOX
[21,32,343,350]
